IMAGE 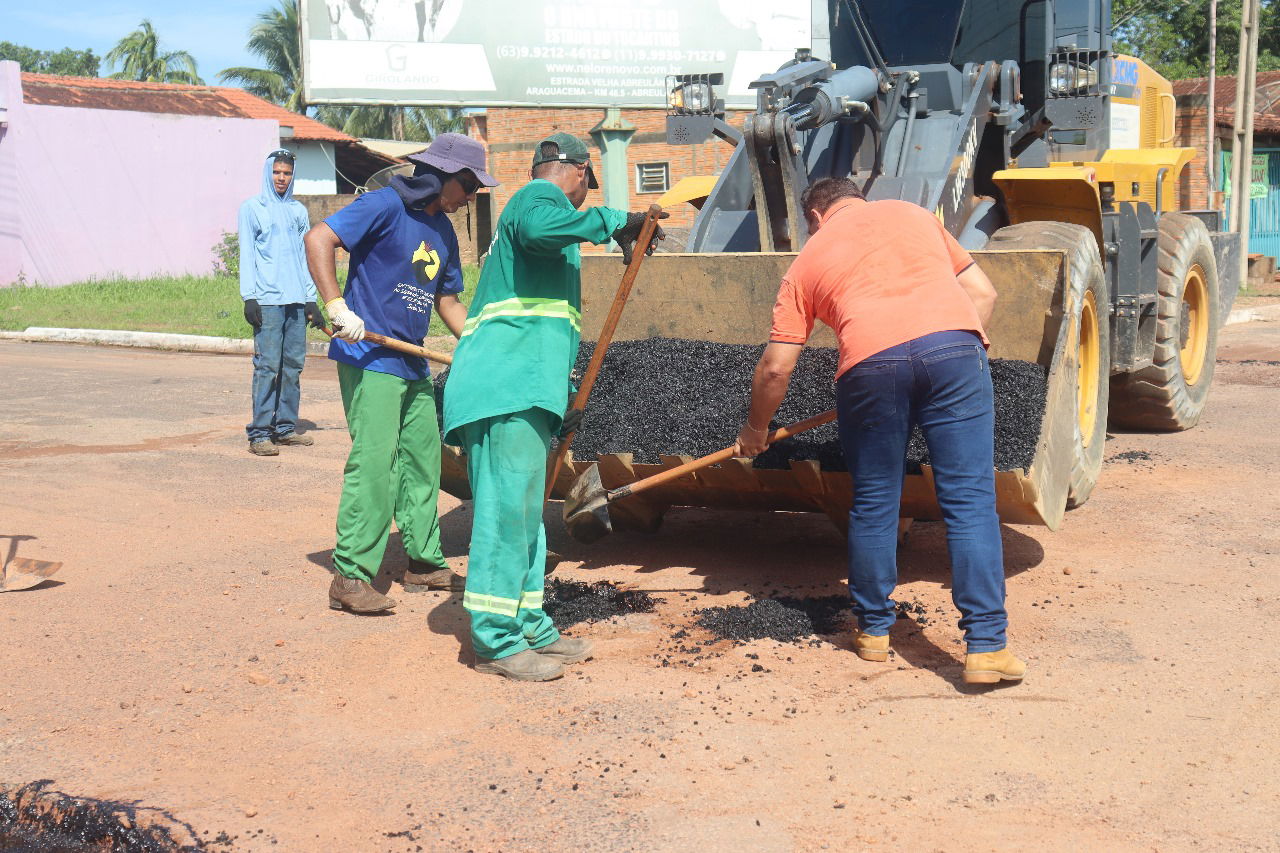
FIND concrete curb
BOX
[1225,302,1280,326]
[0,327,330,356]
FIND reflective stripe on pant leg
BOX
[333,364,406,583]
[392,376,446,568]
[461,409,553,660]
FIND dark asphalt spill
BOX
[0,781,203,852]
[544,579,661,629]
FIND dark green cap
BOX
[531,132,598,188]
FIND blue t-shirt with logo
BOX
[325,187,464,380]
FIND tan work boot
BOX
[534,635,593,664]
[475,649,565,682]
[273,432,313,446]
[402,559,464,591]
[853,632,890,662]
[963,648,1026,684]
[328,575,396,614]
[248,439,279,456]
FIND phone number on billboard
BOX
[495,46,727,62]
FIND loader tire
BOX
[986,221,1109,508]
[1108,213,1220,431]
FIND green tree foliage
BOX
[217,0,307,112]
[105,20,203,85]
[316,105,466,141]
[1113,0,1280,79]
[0,42,100,77]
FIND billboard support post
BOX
[590,107,636,215]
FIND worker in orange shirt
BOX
[733,177,1025,685]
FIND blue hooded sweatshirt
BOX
[238,154,317,305]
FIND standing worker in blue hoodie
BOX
[305,133,497,615]
[442,133,665,681]
[240,148,324,456]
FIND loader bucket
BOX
[439,248,1081,531]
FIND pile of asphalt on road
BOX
[544,579,661,630]
[695,596,851,644]
[568,339,1048,473]
[0,780,202,852]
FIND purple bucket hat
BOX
[408,132,498,187]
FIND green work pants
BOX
[459,408,560,660]
[333,363,446,583]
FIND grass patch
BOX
[0,267,480,340]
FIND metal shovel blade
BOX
[562,463,613,544]
[1,557,63,592]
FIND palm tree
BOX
[218,0,306,112]
[105,20,202,84]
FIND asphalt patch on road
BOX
[544,579,662,629]
[695,596,851,644]
[1107,449,1153,463]
[0,781,204,852]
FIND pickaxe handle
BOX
[609,409,838,501]
[545,204,664,499]
[321,326,453,365]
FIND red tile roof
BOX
[20,72,354,143]
[1174,71,1280,133]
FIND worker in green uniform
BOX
[442,132,666,681]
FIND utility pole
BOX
[1207,0,1217,205]
[1230,0,1261,287]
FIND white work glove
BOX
[325,297,366,342]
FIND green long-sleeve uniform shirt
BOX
[442,180,627,443]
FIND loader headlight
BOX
[1049,61,1098,95]
[669,81,714,114]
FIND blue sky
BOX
[7,1,265,82]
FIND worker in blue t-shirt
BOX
[304,133,498,615]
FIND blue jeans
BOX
[246,303,307,442]
[836,330,1007,652]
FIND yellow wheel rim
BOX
[1180,264,1209,386]
[1076,289,1100,446]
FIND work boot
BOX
[474,649,564,682]
[402,559,464,591]
[328,575,397,614]
[534,635,594,664]
[273,432,314,446]
[249,439,279,456]
[853,632,890,662]
[963,648,1026,684]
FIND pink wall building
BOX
[0,61,280,286]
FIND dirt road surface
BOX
[2,322,1279,852]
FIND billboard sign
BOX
[301,0,812,108]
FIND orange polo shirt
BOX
[771,197,989,379]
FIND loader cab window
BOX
[830,0,965,67]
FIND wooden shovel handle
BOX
[611,409,838,501]
[322,326,453,365]
[545,204,664,499]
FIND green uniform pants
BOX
[459,408,560,660]
[334,362,446,583]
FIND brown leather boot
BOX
[273,432,313,446]
[853,632,890,662]
[474,649,564,682]
[328,575,396,613]
[534,635,593,664]
[402,559,464,591]
[963,648,1026,684]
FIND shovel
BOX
[544,204,666,500]
[562,409,837,544]
[1,557,63,592]
[320,326,453,365]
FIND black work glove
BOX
[243,298,262,331]
[559,407,583,440]
[304,301,325,329]
[612,210,670,265]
